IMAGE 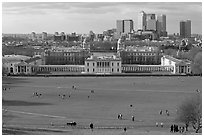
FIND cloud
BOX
[2,2,202,34]
[3,2,201,15]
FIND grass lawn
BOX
[2,76,202,135]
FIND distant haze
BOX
[2,2,202,34]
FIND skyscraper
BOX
[185,20,191,38]
[116,20,124,38]
[180,20,191,38]
[156,14,167,37]
[146,14,156,31]
[138,11,146,31]
[116,19,134,38]
[124,20,134,34]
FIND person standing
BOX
[132,116,135,121]
[90,123,94,132]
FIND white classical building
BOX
[2,55,42,75]
[85,53,121,74]
[161,55,192,74]
[2,55,31,74]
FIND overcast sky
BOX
[2,2,202,34]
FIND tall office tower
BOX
[138,11,146,31]
[156,14,167,37]
[42,32,47,40]
[124,20,134,34]
[116,20,124,38]
[146,14,156,31]
[31,32,36,41]
[180,20,191,38]
[185,20,191,38]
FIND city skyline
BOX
[2,2,202,34]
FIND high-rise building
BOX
[124,20,134,34]
[146,14,156,20]
[116,19,134,38]
[180,20,191,38]
[116,20,124,38]
[156,14,167,37]
[138,11,146,31]
[185,20,191,38]
[146,14,156,31]
[42,32,47,40]
[137,11,167,38]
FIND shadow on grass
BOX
[2,77,30,85]
[2,99,52,106]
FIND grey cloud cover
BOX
[2,2,202,34]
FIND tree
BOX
[177,92,202,133]
[2,66,8,76]
[191,52,202,75]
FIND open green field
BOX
[2,76,202,135]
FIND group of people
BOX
[58,94,69,99]
[156,122,164,127]
[32,92,42,97]
[159,109,170,116]
[117,114,135,122]
[89,123,128,132]
[117,114,123,120]
[170,124,185,133]
[2,87,10,91]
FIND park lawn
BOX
[2,76,202,134]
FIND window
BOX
[112,63,114,66]
[87,68,89,72]
[117,62,120,66]
[93,68,95,72]
[93,63,95,66]
[117,68,119,72]
[87,63,89,66]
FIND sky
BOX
[2,2,202,34]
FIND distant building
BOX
[67,33,81,42]
[137,11,167,38]
[31,32,37,41]
[85,53,121,74]
[156,14,167,37]
[42,32,47,40]
[116,20,124,39]
[124,20,134,34]
[116,19,134,38]
[138,11,146,31]
[44,47,90,65]
[180,20,191,38]
[54,32,66,41]
[146,14,156,31]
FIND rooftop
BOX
[86,54,121,61]
[163,55,192,64]
[25,56,41,64]
[2,55,31,63]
